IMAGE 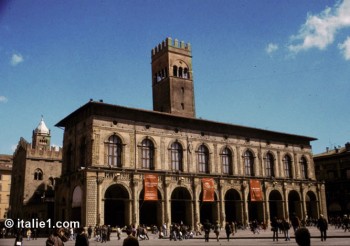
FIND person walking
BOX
[282,218,291,241]
[291,213,301,233]
[225,221,232,241]
[213,221,220,242]
[271,217,279,242]
[317,214,328,241]
[203,220,212,242]
[75,227,89,246]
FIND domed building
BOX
[9,117,62,228]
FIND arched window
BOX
[221,147,232,175]
[265,153,275,177]
[179,67,183,77]
[170,142,183,171]
[34,169,43,180]
[107,135,123,167]
[141,139,154,170]
[173,66,178,77]
[283,155,292,178]
[300,157,308,179]
[184,68,189,79]
[244,150,254,176]
[198,145,209,173]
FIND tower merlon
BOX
[152,37,191,56]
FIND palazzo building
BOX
[9,118,62,222]
[314,143,350,217]
[55,38,326,228]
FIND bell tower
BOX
[32,116,51,150]
[151,37,196,118]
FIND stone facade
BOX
[0,155,12,221]
[314,143,350,217]
[9,119,62,222]
[55,38,327,229]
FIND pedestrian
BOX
[14,230,23,246]
[87,226,92,239]
[291,213,301,233]
[123,226,139,246]
[295,227,311,246]
[26,228,32,241]
[116,226,121,240]
[213,221,220,242]
[203,219,211,242]
[32,228,37,240]
[162,223,167,236]
[225,221,232,241]
[75,227,89,246]
[317,214,328,241]
[282,218,291,241]
[343,215,349,232]
[271,217,279,242]
[46,228,68,246]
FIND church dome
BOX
[35,117,50,135]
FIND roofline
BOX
[56,100,317,146]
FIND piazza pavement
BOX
[1,226,350,246]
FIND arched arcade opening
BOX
[104,184,130,227]
[224,189,242,223]
[171,187,193,225]
[139,189,162,226]
[269,190,284,220]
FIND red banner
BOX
[250,179,263,201]
[202,178,215,202]
[144,174,158,201]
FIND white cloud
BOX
[338,37,350,60]
[0,96,8,103]
[266,43,279,55]
[10,53,24,66]
[288,0,350,53]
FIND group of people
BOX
[270,213,329,246]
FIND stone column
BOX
[242,181,249,227]
[193,178,200,228]
[132,175,140,226]
[86,175,98,226]
[219,179,225,227]
[283,182,289,219]
[164,177,171,227]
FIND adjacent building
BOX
[0,155,12,221]
[55,37,326,229]
[314,143,350,217]
[9,118,62,222]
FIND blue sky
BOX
[1,0,349,155]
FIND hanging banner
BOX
[202,178,215,202]
[144,174,158,201]
[250,179,263,201]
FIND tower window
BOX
[181,103,184,110]
[34,169,43,180]
[179,67,183,77]
[173,66,178,77]
[184,68,189,79]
